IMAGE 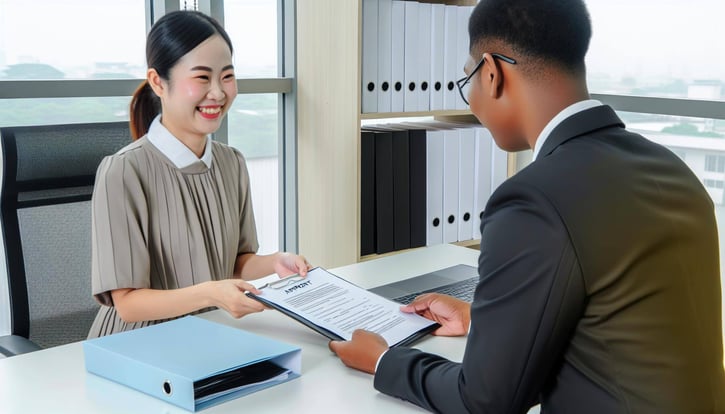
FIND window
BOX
[705,155,725,173]
[585,0,725,102]
[704,179,724,189]
[0,1,146,80]
[228,94,280,254]
[221,1,283,253]
[0,0,144,127]
[224,0,278,78]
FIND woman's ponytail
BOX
[128,80,160,140]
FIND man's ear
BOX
[482,53,504,99]
[147,68,164,98]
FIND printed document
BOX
[248,267,438,347]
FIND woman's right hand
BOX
[204,279,266,318]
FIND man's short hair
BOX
[469,0,592,75]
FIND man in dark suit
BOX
[329,0,725,412]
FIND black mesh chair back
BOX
[0,122,130,350]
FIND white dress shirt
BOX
[532,99,602,160]
[147,115,213,169]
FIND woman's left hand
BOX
[273,252,312,277]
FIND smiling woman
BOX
[86,10,310,340]
[0,1,294,343]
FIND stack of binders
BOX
[361,0,476,113]
[360,121,508,256]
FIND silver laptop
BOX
[369,264,479,304]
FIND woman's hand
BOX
[203,279,266,318]
[273,252,312,277]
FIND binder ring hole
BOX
[433,218,440,227]
[435,81,442,91]
[447,81,455,91]
[395,81,402,91]
[421,81,428,91]
[479,211,484,219]
[381,81,389,91]
[367,82,375,92]
[463,212,471,222]
[448,215,455,224]
[163,381,173,395]
[408,82,416,91]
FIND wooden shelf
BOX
[359,240,480,262]
[360,110,472,120]
[453,239,480,248]
[359,246,426,262]
[453,240,481,252]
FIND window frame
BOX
[591,94,725,122]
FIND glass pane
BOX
[0,97,130,127]
[0,0,146,80]
[223,0,278,78]
[227,94,279,253]
[585,0,725,101]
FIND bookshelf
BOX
[296,0,481,269]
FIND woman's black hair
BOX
[468,0,592,76]
[129,11,233,140]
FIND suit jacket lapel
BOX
[538,105,625,158]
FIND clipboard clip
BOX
[258,274,305,290]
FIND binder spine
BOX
[360,131,377,256]
[374,131,395,254]
[408,129,427,248]
[392,130,411,251]
[390,1,405,112]
[83,342,195,411]
[361,0,379,113]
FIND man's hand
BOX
[401,293,471,336]
[328,330,389,374]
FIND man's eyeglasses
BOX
[456,53,517,106]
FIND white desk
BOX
[0,244,481,414]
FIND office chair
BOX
[0,122,130,357]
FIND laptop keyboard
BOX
[392,276,479,305]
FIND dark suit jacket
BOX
[374,105,725,413]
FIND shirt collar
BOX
[532,99,603,160]
[147,115,213,169]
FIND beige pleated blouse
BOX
[87,127,258,338]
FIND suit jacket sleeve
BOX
[374,179,587,413]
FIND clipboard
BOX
[247,268,439,347]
